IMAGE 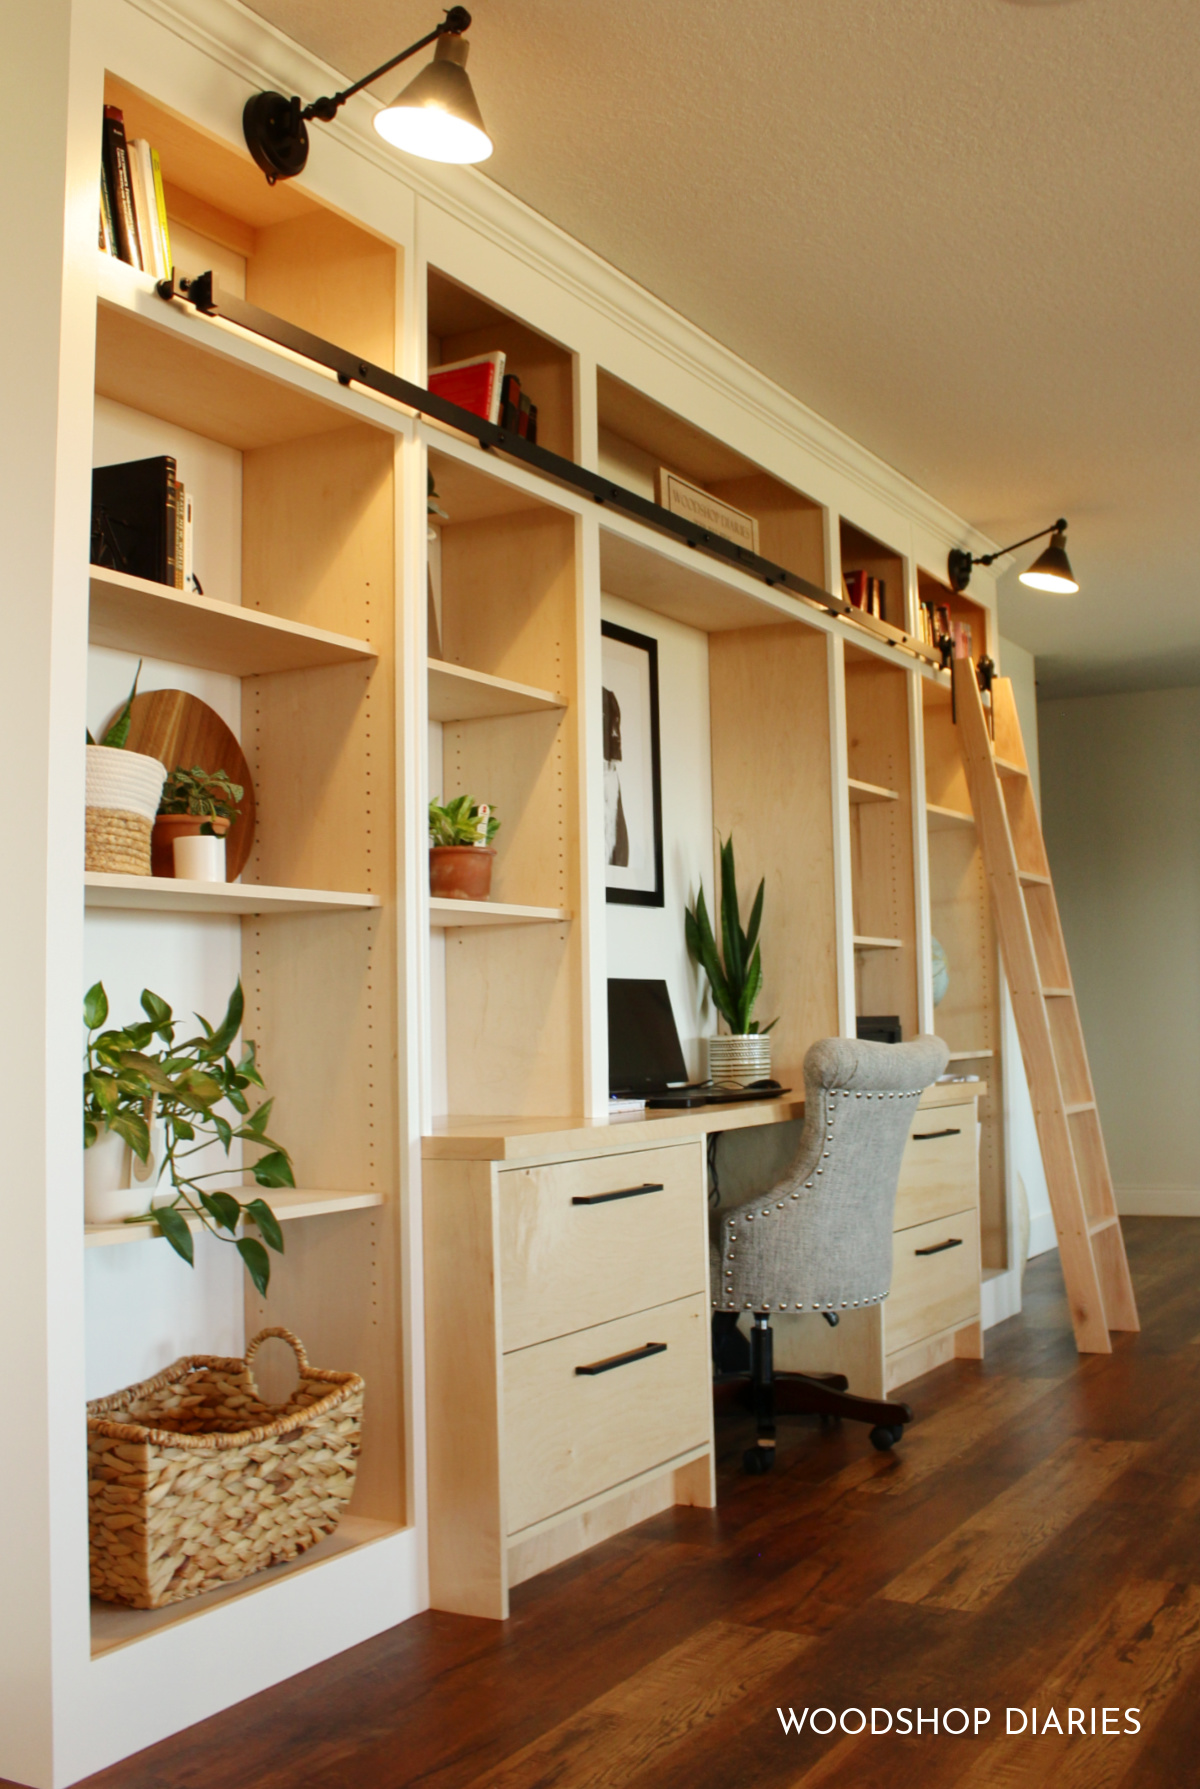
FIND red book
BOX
[844,570,867,609]
[428,352,506,425]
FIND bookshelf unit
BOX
[923,679,1007,1268]
[9,1,1016,1777]
[918,564,993,662]
[845,646,919,1040]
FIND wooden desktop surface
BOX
[422,1077,984,1163]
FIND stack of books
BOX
[91,456,196,593]
[499,373,538,443]
[916,598,974,660]
[843,570,885,619]
[100,105,172,279]
[426,353,539,443]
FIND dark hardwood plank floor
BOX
[32,1218,1200,1789]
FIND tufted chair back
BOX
[713,1035,950,1317]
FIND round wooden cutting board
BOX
[126,689,256,880]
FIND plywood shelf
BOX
[89,566,376,677]
[90,1515,403,1657]
[94,258,411,452]
[84,874,380,915]
[428,660,566,723]
[848,778,899,805]
[947,1049,994,1061]
[927,802,974,830]
[429,898,571,929]
[853,935,903,951]
[85,1188,384,1248]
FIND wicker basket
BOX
[87,1328,365,1609]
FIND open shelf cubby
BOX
[427,266,576,461]
[845,647,917,1040]
[917,566,992,663]
[597,370,828,590]
[839,519,907,633]
[426,445,583,1118]
[922,679,1006,1267]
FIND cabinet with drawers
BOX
[424,1135,715,1619]
[770,1081,984,1395]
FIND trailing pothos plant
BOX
[83,979,294,1293]
[684,835,777,1037]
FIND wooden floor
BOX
[62,1220,1200,1787]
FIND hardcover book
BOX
[91,455,178,587]
[428,352,506,425]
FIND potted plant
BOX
[85,662,167,877]
[429,795,500,900]
[83,978,293,1293]
[685,836,777,1084]
[153,765,243,880]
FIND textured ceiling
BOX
[245,0,1200,695]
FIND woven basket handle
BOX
[244,1327,309,1399]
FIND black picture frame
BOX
[602,621,664,907]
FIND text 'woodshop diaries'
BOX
[778,1706,1142,1736]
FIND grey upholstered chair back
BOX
[713,1035,950,1318]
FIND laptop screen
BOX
[608,978,689,1094]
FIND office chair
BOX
[711,1033,950,1472]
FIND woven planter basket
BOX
[87,1328,365,1609]
[85,745,167,876]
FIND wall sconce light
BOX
[948,518,1079,596]
[243,5,492,186]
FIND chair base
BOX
[717,1312,912,1471]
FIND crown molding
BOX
[122,0,1001,563]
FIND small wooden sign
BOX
[656,469,759,554]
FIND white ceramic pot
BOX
[706,1033,772,1087]
[173,832,226,881]
[84,1121,167,1225]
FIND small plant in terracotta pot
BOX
[153,766,243,879]
[429,795,500,900]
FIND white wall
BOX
[85,401,247,1397]
[1039,685,1200,1214]
[601,594,714,1082]
[998,636,1055,1260]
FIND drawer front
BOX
[499,1143,707,1351]
[503,1294,710,1535]
[894,1110,978,1233]
[886,1207,980,1355]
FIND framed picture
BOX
[602,621,664,906]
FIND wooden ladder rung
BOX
[1065,1101,1096,1116]
[1019,871,1052,887]
[1088,1214,1121,1237]
[1041,986,1073,998]
[994,755,1028,779]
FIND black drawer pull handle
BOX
[914,1237,964,1256]
[575,1342,667,1376]
[912,1128,962,1141]
[572,1182,663,1206]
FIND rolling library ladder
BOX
[953,659,1139,1354]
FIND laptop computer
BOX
[607,978,788,1108]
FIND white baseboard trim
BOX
[981,1267,1022,1330]
[1115,1187,1200,1217]
[1028,1210,1059,1259]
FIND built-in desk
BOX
[422,1078,983,1619]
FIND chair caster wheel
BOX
[743,1445,775,1474]
[869,1424,904,1452]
